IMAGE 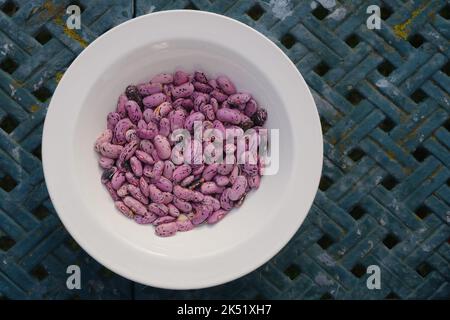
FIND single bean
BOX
[115,201,134,219]
[207,209,228,224]
[171,82,194,99]
[95,129,113,152]
[130,156,143,176]
[153,215,176,226]
[143,93,167,108]
[217,76,237,95]
[151,73,173,84]
[173,70,190,86]
[155,222,177,237]
[148,203,169,216]
[123,196,148,215]
[173,164,192,182]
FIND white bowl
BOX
[42,10,323,289]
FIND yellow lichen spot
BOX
[393,7,423,40]
[54,17,88,48]
[30,105,40,112]
[55,72,64,83]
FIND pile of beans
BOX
[94,70,268,237]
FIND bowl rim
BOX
[42,9,323,289]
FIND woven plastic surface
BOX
[0,0,449,300]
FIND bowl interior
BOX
[72,39,295,258]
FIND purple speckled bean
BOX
[208,79,218,90]
[242,163,259,176]
[95,129,113,152]
[151,73,173,84]
[134,213,157,224]
[200,181,224,194]
[151,149,160,162]
[244,98,258,117]
[125,100,142,124]
[143,93,167,108]
[202,163,219,181]
[127,184,149,204]
[116,94,128,118]
[148,203,169,216]
[137,125,158,140]
[200,104,215,121]
[123,196,148,215]
[138,82,162,96]
[162,192,173,204]
[220,188,234,210]
[173,197,192,213]
[217,76,237,95]
[115,201,134,218]
[228,93,251,105]
[139,177,149,197]
[193,81,213,93]
[143,108,155,123]
[140,140,154,154]
[155,222,177,237]
[185,112,205,131]
[194,94,207,112]
[114,118,134,145]
[145,121,158,136]
[149,160,164,180]
[171,82,194,99]
[228,175,247,201]
[163,84,173,102]
[173,70,190,86]
[202,195,221,211]
[111,171,126,190]
[180,175,195,187]
[129,156,142,176]
[104,181,119,201]
[168,203,180,218]
[194,71,208,83]
[153,135,171,160]
[191,205,212,225]
[173,164,192,182]
[214,175,229,187]
[217,163,234,175]
[158,102,173,118]
[216,108,241,124]
[118,140,138,166]
[173,185,194,201]
[192,164,204,176]
[159,118,171,137]
[137,119,147,130]
[191,191,204,202]
[207,209,228,224]
[153,215,176,226]
[107,112,121,130]
[155,176,173,192]
[210,90,228,102]
[247,175,260,189]
[125,171,139,186]
[163,160,175,179]
[149,184,165,204]
[170,109,186,131]
[181,99,194,111]
[229,165,239,184]
[117,183,129,197]
[135,150,154,165]
[99,156,115,169]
